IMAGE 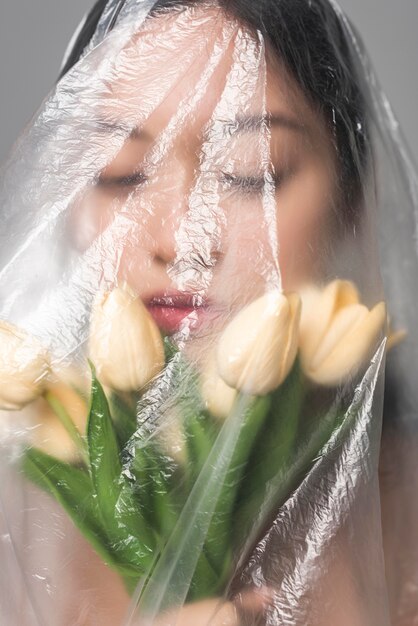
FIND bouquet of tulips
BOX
[0,278,400,612]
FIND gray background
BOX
[0,0,417,166]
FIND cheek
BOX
[66,188,118,252]
[277,168,333,288]
[209,199,278,306]
[67,190,157,291]
[221,200,273,268]
[218,167,332,284]
[67,188,150,253]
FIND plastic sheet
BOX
[0,1,417,624]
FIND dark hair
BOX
[60,0,370,232]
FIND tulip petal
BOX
[310,303,369,372]
[0,321,50,410]
[299,282,334,365]
[308,301,387,385]
[217,290,300,395]
[298,279,360,366]
[279,292,302,383]
[333,279,360,309]
[88,285,165,392]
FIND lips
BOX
[145,290,213,334]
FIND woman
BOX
[0,0,416,624]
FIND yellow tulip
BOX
[200,348,238,419]
[298,279,387,386]
[0,320,50,410]
[29,369,88,462]
[88,283,165,392]
[216,290,301,395]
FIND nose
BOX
[145,153,195,266]
[150,228,177,266]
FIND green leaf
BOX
[22,447,138,578]
[109,391,138,450]
[130,444,156,526]
[87,365,122,522]
[231,364,355,568]
[163,336,178,362]
[131,442,184,542]
[188,545,225,601]
[86,365,157,570]
[184,412,218,484]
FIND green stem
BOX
[233,398,348,573]
[231,358,305,552]
[207,393,271,561]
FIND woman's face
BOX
[69,5,337,341]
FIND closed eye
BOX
[95,171,148,188]
[219,171,284,195]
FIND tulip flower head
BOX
[0,320,50,410]
[298,279,387,386]
[88,283,165,392]
[216,290,301,395]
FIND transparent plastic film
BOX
[0,1,416,625]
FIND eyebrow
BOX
[92,120,153,141]
[226,113,307,135]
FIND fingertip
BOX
[234,585,276,615]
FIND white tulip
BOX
[0,321,50,410]
[88,283,165,392]
[216,290,301,395]
[298,279,387,386]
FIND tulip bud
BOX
[30,369,88,462]
[200,348,238,419]
[88,283,165,392]
[216,291,301,395]
[0,321,50,410]
[298,279,387,386]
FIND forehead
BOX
[99,3,325,144]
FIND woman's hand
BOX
[147,587,274,626]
